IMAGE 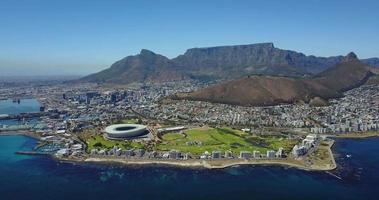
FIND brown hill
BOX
[313,52,373,92]
[173,76,337,106]
[172,53,375,106]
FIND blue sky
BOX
[0,0,378,76]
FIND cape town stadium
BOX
[104,124,148,139]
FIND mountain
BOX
[171,53,376,106]
[362,58,379,68]
[81,49,186,84]
[172,43,344,78]
[172,76,337,106]
[81,43,378,84]
[313,52,373,92]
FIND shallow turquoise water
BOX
[0,135,37,162]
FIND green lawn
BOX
[116,118,141,124]
[156,127,298,156]
[86,135,144,151]
[162,132,186,141]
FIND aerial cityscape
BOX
[1,1,379,200]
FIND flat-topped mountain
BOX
[81,43,378,84]
[172,53,377,106]
[172,43,342,77]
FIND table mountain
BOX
[172,53,377,106]
[172,43,343,78]
[81,43,378,84]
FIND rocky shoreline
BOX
[81,157,336,171]
[0,131,338,171]
[64,140,337,171]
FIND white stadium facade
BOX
[104,124,148,140]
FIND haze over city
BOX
[1,0,379,76]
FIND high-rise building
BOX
[211,151,222,159]
[253,151,261,158]
[266,150,276,158]
[239,151,251,159]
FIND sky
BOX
[0,0,378,76]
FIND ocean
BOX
[0,99,378,200]
[0,99,40,115]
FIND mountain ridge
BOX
[81,43,379,84]
[171,52,377,106]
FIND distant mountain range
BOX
[80,43,379,84]
[171,53,379,106]
[363,57,379,67]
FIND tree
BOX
[93,142,103,148]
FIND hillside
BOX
[80,43,379,84]
[172,53,376,106]
[313,52,374,92]
[173,76,337,106]
[80,49,186,84]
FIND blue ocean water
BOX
[0,99,40,115]
[0,118,40,126]
[0,99,41,127]
[0,135,378,200]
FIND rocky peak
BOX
[137,49,170,64]
[343,52,359,62]
[140,49,157,56]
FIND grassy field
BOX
[156,127,298,156]
[307,141,335,168]
[116,118,141,124]
[85,135,145,151]
[82,118,142,151]
[79,128,145,152]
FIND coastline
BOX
[76,140,337,171]
[0,130,41,140]
[71,137,338,171]
[331,131,379,139]
[328,140,337,170]
[81,157,335,171]
[0,131,356,172]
